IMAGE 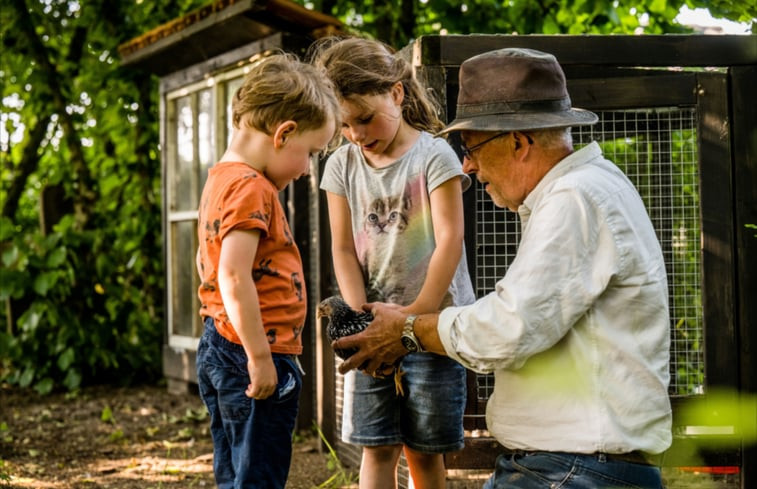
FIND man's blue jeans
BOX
[197,318,302,489]
[483,451,663,489]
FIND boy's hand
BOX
[245,356,277,399]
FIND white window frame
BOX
[164,62,262,351]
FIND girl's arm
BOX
[218,229,277,399]
[326,191,367,310]
[403,176,465,314]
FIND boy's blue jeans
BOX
[197,317,302,489]
[483,451,663,489]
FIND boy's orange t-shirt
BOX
[197,162,305,354]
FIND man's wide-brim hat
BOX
[439,48,598,135]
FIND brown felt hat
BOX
[439,48,598,135]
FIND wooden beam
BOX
[731,64,757,489]
[414,34,757,68]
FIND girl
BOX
[313,37,475,489]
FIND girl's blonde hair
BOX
[232,52,341,143]
[310,37,444,134]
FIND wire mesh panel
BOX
[472,107,703,404]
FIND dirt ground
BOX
[1,383,735,489]
[0,383,352,489]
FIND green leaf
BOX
[19,308,42,332]
[101,405,114,423]
[0,217,15,241]
[649,0,668,15]
[18,368,34,388]
[33,272,58,296]
[63,369,82,390]
[1,245,19,268]
[58,347,75,370]
[543,16,561,34]
[34,378,54,395]
[46,247,67,267]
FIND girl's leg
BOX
[359,444,403,489]
[399,353,466,489]
[342,370,404,489]
[404,447,446,489]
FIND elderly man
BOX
[333,48,672,489]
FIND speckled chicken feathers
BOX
[316,296,373,360]
[317,295,407,396]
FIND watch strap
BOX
[402,314,423,352]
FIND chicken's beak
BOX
[316,304,328,320]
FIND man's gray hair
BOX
[532,127,573,149]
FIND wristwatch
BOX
[400,314,423,353]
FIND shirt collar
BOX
[518,141,602,221]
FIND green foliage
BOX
[312,422,358,488]
[307,0,753,46]
[0,0,207,393]
[101,405,114,423]
[686,0,757,27]
[0,213,168,392]
[0,459,9,485]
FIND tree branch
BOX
[11,0,95,216]
[2,113,52,219]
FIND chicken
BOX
[316,296,405,396]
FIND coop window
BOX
[163,54,293,349]
[164,66,249,348]
[473,107,703,400]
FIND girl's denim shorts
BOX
[341,351,466,453]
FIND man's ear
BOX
[273,120,298,148]
[513,131,532,156]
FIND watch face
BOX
[401,335,418,353]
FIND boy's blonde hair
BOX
[310,37,444,134]
[232,53,340,142]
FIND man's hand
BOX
[332,302,408,375]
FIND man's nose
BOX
[462,156,477,174]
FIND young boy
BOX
[195,53,339,489]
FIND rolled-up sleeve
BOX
[437,293,530,374]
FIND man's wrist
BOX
[400,314,424,353]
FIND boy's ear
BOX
[273,120,298,148]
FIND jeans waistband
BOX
[203,317,245,353]
[500,450,660,467]
[599,451,659,466]
[202,317,302,370]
